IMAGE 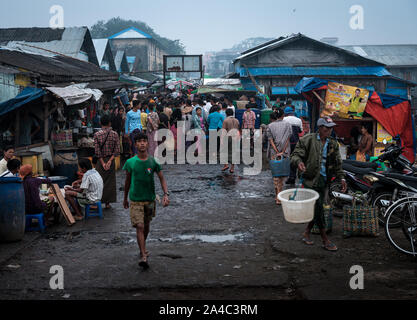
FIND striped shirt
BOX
[80,169,103,203]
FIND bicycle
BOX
[384,196,417,256]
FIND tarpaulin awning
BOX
[295,77,416,163]
[0,87,45,116]
[46,84,103,106]
[239,66,391,78]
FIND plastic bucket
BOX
[278,188,319,223]
[270,157,290,177]
[0,177,25,242]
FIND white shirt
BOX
[80,169,103,203]
[203,102,212,115]
[0,170,15,177]
[0,158,7,175]
[283,116,303,131]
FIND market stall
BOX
[295,77,416,163]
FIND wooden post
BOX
[15,109,20,148]
[44,103,49,143]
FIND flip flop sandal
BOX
[221,166,230,172]
[138,258,149,270]
[229,169,235,174]
[322,243,338,251]
[302,237,314,245]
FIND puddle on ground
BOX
[159,233,247,243]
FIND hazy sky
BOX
[2,0,416,54]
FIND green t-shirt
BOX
[122,156,162,202]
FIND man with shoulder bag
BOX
[94,115,120,209]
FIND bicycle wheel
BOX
[385,197,417,256]
[372,192,399,227]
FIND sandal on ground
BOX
[275,199,281,205]
[229,169,235,174]
[322,242,338,251]
[138,256,149,269]
[302,237,314,245]
[221,166,230,172]
[74,215,84,221]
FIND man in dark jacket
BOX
[291,117,347,251]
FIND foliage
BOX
[90,17,186,55]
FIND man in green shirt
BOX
[123,132,169,269]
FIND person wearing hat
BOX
[283,106,303,184]
[291,117,347,252]
[20,164,55,225]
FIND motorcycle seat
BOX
[343,159,378,170]
[382,172,417,184]
[342,163,375,175]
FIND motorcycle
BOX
[330,143,417,223]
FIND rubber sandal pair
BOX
[302,237,314,245]
[322,242,338,251]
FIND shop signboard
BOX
[377,122,393,143]
[321,82,369,119]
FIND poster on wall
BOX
[321,82,369,119]
[377,122,393,143]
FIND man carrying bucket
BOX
[291,117,347,251]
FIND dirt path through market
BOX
[1,162,417,300]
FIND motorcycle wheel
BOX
[372,192,400,227]
[329,182,347,217]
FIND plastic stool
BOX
[85,201,103,219]
[25,213,46,233]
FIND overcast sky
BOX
[2,0,417,54]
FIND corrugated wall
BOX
[0,73,20,103]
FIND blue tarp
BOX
[0,87,45,117]
[239,66,391,78]
[378,92,409,109]
[294,77,329,94]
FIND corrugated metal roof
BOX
[0,27,87,58]
[340,45,417,66]
[234,33,385,67]
[239,66,391,77]
[93,39,109,64]
[114,50,125,70]
[0,47,118,85]
[235,35,296,61]
[0,65,21,74]
[0,27,65,43]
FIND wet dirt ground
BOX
[1,156,417,300]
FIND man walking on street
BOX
[221,108,240,174]
[291,117,347,252]
[284,106,303,185]
[94,115,120,209]
[123,132,170,269]
[125,100,143,156]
